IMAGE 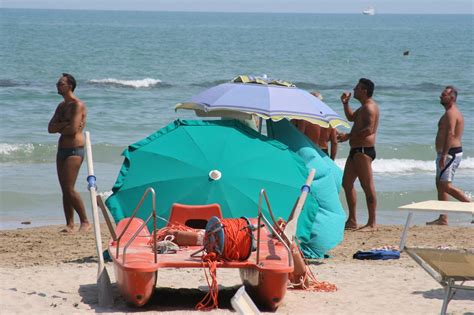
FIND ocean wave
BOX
[2,143,473,174]
[0,143,55,163]
[190,79,230,88]
[294,82,447,92]
[0,143,124,163]
[88,78,162,88]
[0,79,30,87]
[0,143,35,155]
[335,157,474,174]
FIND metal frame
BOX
[404,247,474,315]
[256,189,292,267]
[114,187,167,265]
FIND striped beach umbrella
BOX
[176,76,349,128]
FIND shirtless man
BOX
[292,92,338,159]
[316,126,338,160]
[48,73,90,233]
[427,86,470,225]
[337,78,379,230]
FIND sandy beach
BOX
[1,223,473,314]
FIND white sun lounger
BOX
[404,247,474,315]
[398,200,474,251]
[398,201,474,315]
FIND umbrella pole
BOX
[85,131,114,307]
[266,119,274,139]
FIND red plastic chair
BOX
[168,203,223,229]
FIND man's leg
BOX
[427,152,450,225]
[430,181,472,225]
[62,156,90,232]
[57,157,75,232]
[342,157,358,229]
[442,182,471,202]
[427,179,449,225]
[426,180,450,225]
[353,153,377,229]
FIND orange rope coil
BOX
[196,218,254,310]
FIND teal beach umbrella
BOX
[106,119,315,229]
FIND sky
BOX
[2,0,473,14]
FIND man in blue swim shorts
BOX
[48,73,90,233]
[427,86,471,225]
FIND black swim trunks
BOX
[321,148,329,155]
[57,146,84,160]
[349,146,376,161]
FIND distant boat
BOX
[363,6,375,15]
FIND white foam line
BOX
[89,78,162,88]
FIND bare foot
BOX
[355,224,377,232]
[345,220,358,230]
[60,226,75,233]
[426,218,448,226]
[79,222,91,233]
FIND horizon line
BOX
[1,7,473,15]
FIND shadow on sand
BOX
[412,287,474,301]
[79,282,241,313]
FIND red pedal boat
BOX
[109,192,293,311]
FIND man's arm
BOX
[59,102,85,135]
[329,128,338,160]
[341,92,355,121]
[48,106,68,133]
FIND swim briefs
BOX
[321,148,329,155]
[349,146,376,161]
[57,146,84,160]
[436,146,462,182]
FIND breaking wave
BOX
[334,157,474,174]
[89,78,162,88]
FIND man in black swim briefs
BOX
[48,73,90,233]
[348,146,376,161]
[337,78,380,230]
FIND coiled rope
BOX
[196,218,253,310]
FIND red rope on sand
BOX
[196,218,252,311]
[289,242,337,292]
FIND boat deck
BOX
[109,217,293,273]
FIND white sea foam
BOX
[0,143,34,155]
[335,157,474,174]
[89,78,162,88]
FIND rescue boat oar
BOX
[284,168,315,287]
[85,131,114,307]
[284,168,316,243]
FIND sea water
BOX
[1,9,473,229]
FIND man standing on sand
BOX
[427,86,471,225]
[337,78,379,230]
[48,73,90,233]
